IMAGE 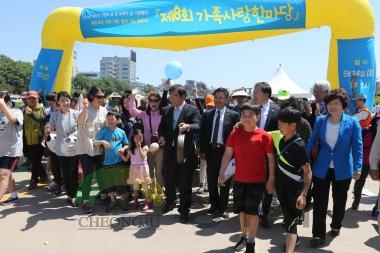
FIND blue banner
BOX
[80,0,306,38]
[29,48,63,93]
[338,38,376,113]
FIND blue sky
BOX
[0,0,379,91]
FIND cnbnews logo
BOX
[78,215,161,230]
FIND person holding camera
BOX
[128,89,165,189]
[0,92,23,204]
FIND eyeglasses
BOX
[214,96,226,100]
[95,95,105,99]
[149,99,160,103]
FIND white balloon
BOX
[149,142,160,152]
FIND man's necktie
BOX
[173,107,180,129]
[257,105,263,127]
[212,110,220,144]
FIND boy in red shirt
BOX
[219,103,275,253]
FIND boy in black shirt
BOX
[272,107,312,253]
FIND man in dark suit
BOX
[252,81,280,228]
[200,88,240,219]
[158,84,201,223]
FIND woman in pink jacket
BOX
[129,91,165,188]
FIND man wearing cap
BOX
[204,94,215,110]
[23,90,47,190]
[19,91,28,110]
[108,92,122,112]
[200,87,240,219]
[230,88,250,114]
[351,93,373,210]
[353,93,372,129]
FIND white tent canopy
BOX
[268,65,313,99]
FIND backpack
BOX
[362,112,380,165]
[370,112,380,142]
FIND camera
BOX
[151,133,165,148]
[0,91,8,99]
[0,91,10,103]
[151,134,159,144]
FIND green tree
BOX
[142,84,156,94]
[0,55,33,93]
[72,74,91,92]
[72,76,134,95]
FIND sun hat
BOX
[204,94,215,107]
[277,89,291,100]
[109,92,122,99]
[352,93,366,101]
[231,89,249,97]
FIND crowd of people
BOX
[0,79,379,253]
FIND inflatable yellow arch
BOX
[30,0,376,111]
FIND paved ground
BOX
[1,164,379,253]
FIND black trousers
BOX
[164,147,195,215]
[78,154,103,202]
[312,169,351,238]
[49,152,61,186]
[206,146,232,212]
[58,156,79,198]
[29,144,46,182]
[276,173,302,234]
[353,165,370,201]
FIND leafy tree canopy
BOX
[0,55,33,94]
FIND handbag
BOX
[60,131,78,156]
[46,132,57,153]
[310,141,320,162]
[310,119,323,161]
